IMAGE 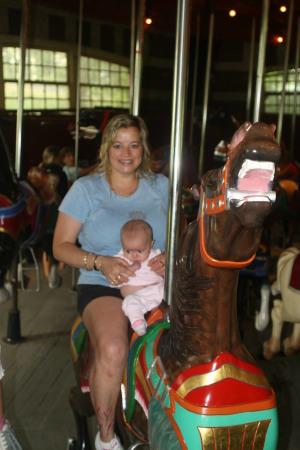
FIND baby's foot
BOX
[132,319,147,336]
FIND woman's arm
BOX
[53,211,138,282]
[53,211,86,268]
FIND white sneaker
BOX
[95,432,123,450]
[0,420,23,450]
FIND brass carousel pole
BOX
[165,0,191,306]
[131,0,145,115]
[253,0,270,122]
[291,17,300,158]
[277,0,294,145]
[198,0,215,178]
[71,0,83,291]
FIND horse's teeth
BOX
[238,160,275,178]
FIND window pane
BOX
[81,86,90,99]
[91,86,101,99]
[46,84,57,98]
[4,81,18,97]
[24,83,32,97]
[33,98,45,109]
[99,60,109,70]
[33,83,44,98]
[80,68,89,83]
[46,98,58,109]
[43,51,54,65]
[81,56,88,68]
[24,98,32,109]
[100,70,110,84]
[89,69,98,84]
[56,67,67,82]
[55,51,67,67]
[43,66,55,81]
[111,71,120,85]
[3,63,16,79]
[58,99,70,108]
[58,85,69,98]
[30,49,42,65]
[103,87,112,101]
[5,99,18,109]
[120,71,129,86]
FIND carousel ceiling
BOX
[32,0,300,47]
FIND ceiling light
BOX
[279,5,287,13]
[145,17,152,25]
[229,9,236,17]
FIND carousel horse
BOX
[263,246,300,360]
[0,128,56,302]
[70,121,281,449]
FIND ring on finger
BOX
[110,279,115,285]
[117,274,121,280]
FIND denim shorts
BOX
[77,284,123,316]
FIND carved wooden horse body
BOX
[119,122,281,449]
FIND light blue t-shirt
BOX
[58,173,169,286]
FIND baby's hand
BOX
[130,261,141,272]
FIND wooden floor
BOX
[0,254,98,450]
[1,249,300,450]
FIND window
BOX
[264,69,300,115]
[80,56,130,108]
[2,47,70,110]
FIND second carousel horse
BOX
[263,246,300,360]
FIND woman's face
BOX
[108,126,143,176]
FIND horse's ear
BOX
[191,184,201,200]
[228,121,252,153]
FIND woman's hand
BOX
[101,256,137,286]
[148,252,166,277]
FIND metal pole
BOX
[198,2,215,178]
[246,18,256,121]
[165,0,191,306]
[291,17,300,158]
[130,0,136,113]
[253,0,270,122]
[72,0,83,291]
[189,12,200,144]
[277,0,294,145]
[15,0,28,178]
[132,0,145,115]
[74,0,83,181]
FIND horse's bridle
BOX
[198,159,256,269]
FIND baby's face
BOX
[122,233,153,263]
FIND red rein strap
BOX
[198,160,256,269]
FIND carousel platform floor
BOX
[0,247,300,450]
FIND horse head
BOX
[197,122,281,268]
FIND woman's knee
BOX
[97,336,128,368]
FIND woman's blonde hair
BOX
[95,114,152,176]
[42,146,59,164]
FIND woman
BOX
[53,114,168,450]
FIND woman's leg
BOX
[82,296,128,443]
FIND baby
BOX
[116,219,165,335]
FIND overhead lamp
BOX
[279,5,287,13]
[229,9,236,17]
[275,35,284,43]
[145,17,152,25]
